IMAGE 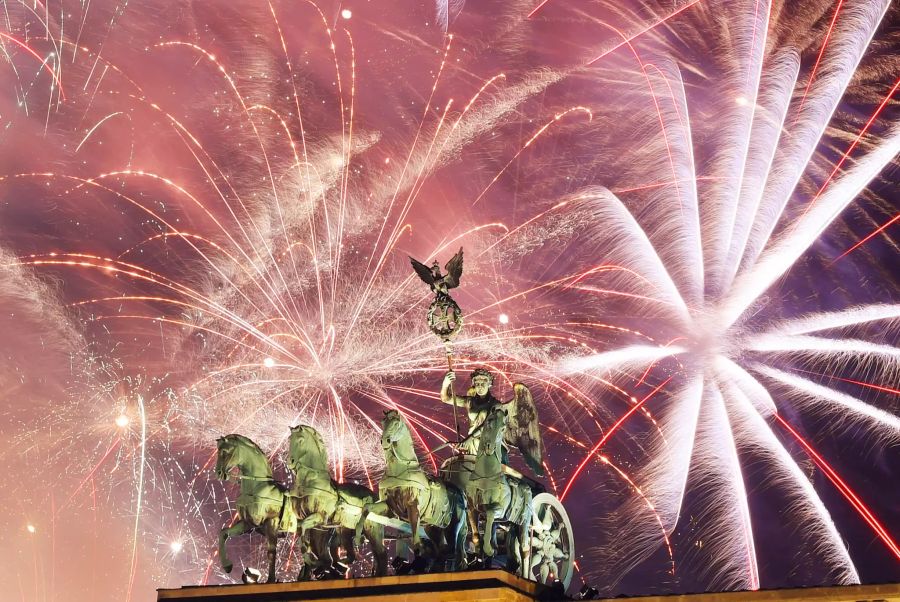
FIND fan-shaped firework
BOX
[0,0,897,600]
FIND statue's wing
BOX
[505,383,544,475]
[409,256,435,285]
[443,247,464,289]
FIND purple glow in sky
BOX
[0,1,898,601]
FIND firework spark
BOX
[0,0,897,600]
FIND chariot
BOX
[215,413,575,588]
[442,454,576,589]
[356,408,575,590]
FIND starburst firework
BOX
[0,0,897,599]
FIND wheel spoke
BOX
[541,508,554,531]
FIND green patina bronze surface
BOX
[355,410,468,570]
[215,434,298,583]
[287,425,387,579]
[465,406,533,569]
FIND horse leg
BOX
[466,504,480,552]
[408,502,422,557]
[339,527,356,565]
[298,513,326,574]
[265,520,278,583]
[505,524,521,573]
[296,528,314,581]
[424,525,443,572]
[218,520,248,574]
[299,529,331,580]
[482,505,498,558]
[364,521,388,577]
[451,501,468,571]
[355,500,387,548]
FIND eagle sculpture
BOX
[409,247,464,297]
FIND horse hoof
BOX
[409,555,429,574]
[222,563,233,574]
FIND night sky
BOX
[0,1,898,601]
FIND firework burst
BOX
[0,0,897,599]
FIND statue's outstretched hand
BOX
[443,371,456,385]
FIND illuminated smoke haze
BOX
[0,0,897,600]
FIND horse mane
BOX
[289,426,329,472]
[385,410,411,434]
[383,411,416,448]
[225,434,270,461]
[225,433,260,450]
[478,407,507,454]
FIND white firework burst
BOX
[559,0,899,589]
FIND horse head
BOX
[288,425,329,473]
[215,435,241,481]
[478,406,508,459]
[215,434,271,481]
[380,410,408,448]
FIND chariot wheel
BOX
[524,492,574,589]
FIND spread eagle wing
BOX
[504,383,544,476]
[409,256,436,285]
[443,247,464,289]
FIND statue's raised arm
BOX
[504,383,544,476]
[440,370,467,408]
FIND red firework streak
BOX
[586,0,704,65]
[795,0,846,117]
[774,414,900,560]
[561,376,673,501]
[800,77,900,221]
[832,211,900,263]
[792,368,900,397]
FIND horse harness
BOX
[235,473,297,533]
[382,445,455,528]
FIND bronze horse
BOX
[356,410,468,570]
[215,434,297,583]
[288,425,388,578]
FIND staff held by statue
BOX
[410,247,464,442]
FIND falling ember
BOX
[115,414,130,428]
[26,524,36,534]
